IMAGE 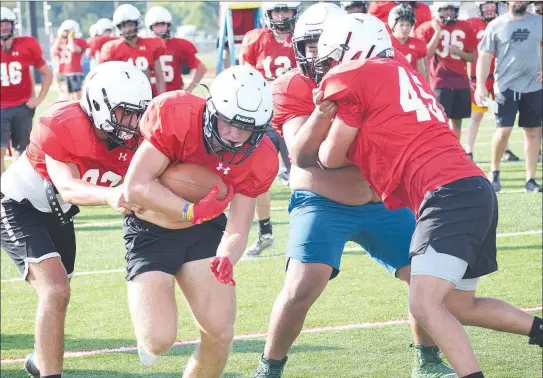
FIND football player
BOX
[369,1,432,32]
[340,1,368,14]
[254,4,454,377]
[388,4,428,80]
[51,19,87,100]
[1,7,53,175]
[144,6,207,93]
[1,61,151,378]
[101,4,166,96]
[86,24,99,69]
[532,1,543,15]
[315,13,543,377]
[416,2,477,138]
[122,65,278,377]
[240,1,299,256]
[87,18,117,64]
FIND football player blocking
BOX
[122,64,278,377]
[1,61,152,378]
[0,7,53,175]
[314,13,542,378]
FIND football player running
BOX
[1,61,151,378]
[101,4,166,96]
[254,4,455,377]
[315,13,543,378]
[388,4,428,80]
[122,65,278,377]
[144,6,207,93]
[416,2,477,138]
[240,1,299,256]
[1,7,53,175]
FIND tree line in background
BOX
[2,1,220,36]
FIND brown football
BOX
[158,163,228,203]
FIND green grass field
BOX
[1,84,542,377]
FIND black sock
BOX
[41,375,62,378]
[463,372,484,378]
[258,218,272,235]
[529,316,543,346]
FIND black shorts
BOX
[62,74,84,93]
[0,104,35,151]
[434,88,472,120]
[0,196,80,279]
[494,89,543,127]
[123,213,228,281]
[409,176,498,279]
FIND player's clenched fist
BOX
[209,256,236,286]
[185,184,234,225]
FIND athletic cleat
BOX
[411,345,458,378]
[525,179,542,193]
[137,343,161,367]
[254,354,288,378]
[488,171,501,192]
[23,352,40,378]
[502,149,520,162]
[246,233,275,256]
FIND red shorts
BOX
[471,77,495,113]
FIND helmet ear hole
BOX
[92,100,100,111]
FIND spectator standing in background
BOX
[416,2,477,138]
[476,1,543,193]
[1,7,52,175]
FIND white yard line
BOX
[1,305,541,364]
[2,230,540,284]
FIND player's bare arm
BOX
[45,154,140,213]
[185,61,207,93]
[475,50,493,104]
[426,20,442,58]
[216,193,256,265]
[27,64,53,109]
[153,58,166,95]
[448,45,475,63]
[415,57,428,82]
[318,117,358,169]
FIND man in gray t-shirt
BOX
[476,1,542,193]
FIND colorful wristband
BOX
[182,202,194,221]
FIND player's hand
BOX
[537,70,542,84]
[191,184,233,225]
[431,18,441,32]
[448,45,460,55]
[209,256,236,286]
[68,30,75,39]
[313,90,337,119]
[474,85,489,107]
[25,98,40,109]
[107,186,145,214]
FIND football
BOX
[158,163,228,203]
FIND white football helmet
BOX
[0,7,16,40]
[433,2,461,24]
[96,18,114,34]
[340,2,369,14]
[89,24,99,37]
[293,3,347,81]
[59,19,81,35]
[316,13,392,83]
[262,2,301,34]
[80,61,152,149]
[204,65,273,164]
[113,4,141,40]
[145,6,172,38]
[475,1,499,22]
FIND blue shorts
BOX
[286,190,415,279]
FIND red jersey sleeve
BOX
[178,39,201,69]
[152,38,166,62]
[368,2,395,24]
[29,37,46,68]
[241,29,262,66]
[461,21,478,53]
[414,3,433,28]
[100,40,115,62]
[415,21,433,43]
[235,137,279,197]
[320,64,363,128]
[139,96,187,162]
[76,39,88,53]
[271,70,316,134]
[32,120,76,163]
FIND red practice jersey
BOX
[241,28,296,81]
[416,20,477,89]
[320,56,484,213]
[466,17,495,80]
[391,36,427,69]
[1,36,46,109]
[271,68,316,135]
[139,91,278,198]
[369,1,432,32]
[101,37,166,75]
[27,101,135,186]
[87,35,117,59]
[152,37,201,93]
[53,38,87,75]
